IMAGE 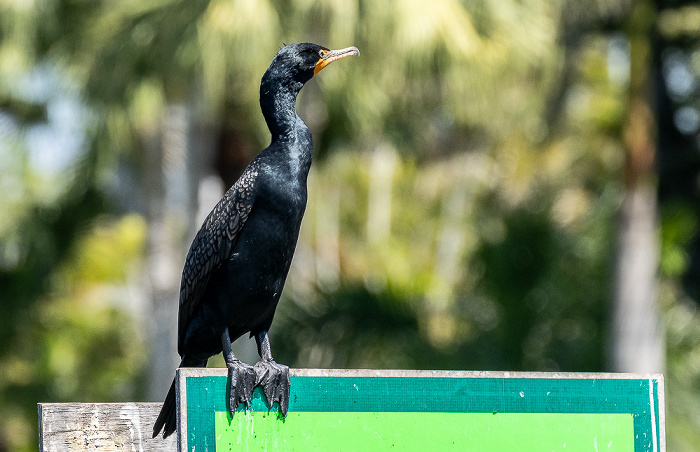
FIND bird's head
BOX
[260,43,359,136]
[264,43,360,87]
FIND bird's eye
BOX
[319,50,327,58]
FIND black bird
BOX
[152,43,359,439]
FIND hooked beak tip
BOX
[314,46,360,74]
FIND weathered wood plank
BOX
[38,402,175,452]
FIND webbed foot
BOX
[226,360,256,417]
[253,359,290,417]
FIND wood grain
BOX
[39,402,176,451]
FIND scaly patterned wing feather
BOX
[177,160,259,355]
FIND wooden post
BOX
[38,403,175,451]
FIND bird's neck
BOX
[260,77,305,142]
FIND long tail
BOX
[152,377,177,439]
[153,358,207,439]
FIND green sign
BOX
[176,369,664,451]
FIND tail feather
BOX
[153,358,208,439]
[153,378,177,439]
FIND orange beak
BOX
[314,46,360,75]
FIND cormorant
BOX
[152,43,359,439]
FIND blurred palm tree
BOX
[43,0,569,397]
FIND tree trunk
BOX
[609,0,665,373]
[145,104,192,401]
[611,186,664,372]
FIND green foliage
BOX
[0,215,147,451]
[275,133,621,374]
[660,203,698,278]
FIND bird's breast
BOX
[258,156,310,211]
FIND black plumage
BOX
[152,43,359,439]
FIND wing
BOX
[177,160,259,355]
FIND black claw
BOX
[227,361,256,417]
[253,360,290,417]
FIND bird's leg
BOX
[253,330,290,417]
[221,328,256,417]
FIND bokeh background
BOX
[2,0,700,450]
